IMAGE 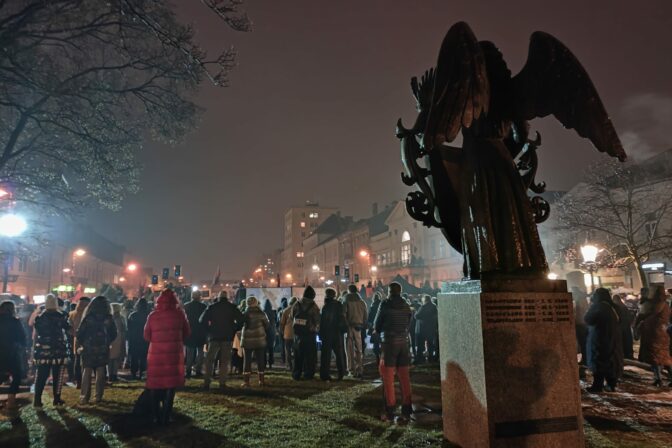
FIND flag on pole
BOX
[212,266,221,287]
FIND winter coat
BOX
[415,302,439,337]
[199,299,243,342]
[127,309,150,356]
[320,297,346,340]
[240,306,269,349]
[144,292,191,389]
[374,294,412,343]
[264,307,277,343]
[183,300,208,347]
[291,297,321,335]
[77,313,117,369]
[613,301,635,359]
[637,301,672,366]
[279,305,295,340]
[343,293,368,328]
[584,299,624,378]
[34,310,71,365]
[109,314,127,360]
[0,313,27,375]
[68,301,89,353]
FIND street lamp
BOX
[580,244,599,293]
[127,263,138,272]
[312,264,319,272]
[74,248,86,257]
[359,250,369,258]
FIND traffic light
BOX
[162,268,169,280]
[354,273,359,283]
[335,265,340,276]
[151,275,159,285]
[174,265,181,277]
[344,266,350,279]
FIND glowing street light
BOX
[580,245,598,264]
[547,273,559,280]
[0,213,27,237]
[270,278,276,284]
[62,268,71,273]
[119,276,126,283]
[127,263,138,272]
[371,266,378,272]
[359,250,369,258]
[312,264,319,272]
[74,248,86,257]
[285,273,292,280]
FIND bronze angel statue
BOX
[398,22,626,280]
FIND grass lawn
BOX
[0,364,445,448]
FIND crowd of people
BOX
[0,281,439,424]
[576,284,672,393]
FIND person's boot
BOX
[53,395,65,407]
[381,405,395,422]
[241,373,251,388]
[33,396,43,409]
[398,404,413,423]
[258,372,265,387]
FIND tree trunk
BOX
[634,260,649,289]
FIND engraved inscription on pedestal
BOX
[483,296,572,324]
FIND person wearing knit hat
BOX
[33,294,71,408]
[290,286,321,380]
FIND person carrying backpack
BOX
[291,286,321,380]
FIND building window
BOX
[300,221,306,228]
[309,212,319,219]
[401,231,411,266]
[296,252,304,258]
[439,239,447,258]
[431,240,437,260]
[18,255,28,272]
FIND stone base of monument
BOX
[437,278,584,448]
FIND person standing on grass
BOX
[144,289,190,425]
[319,288,347,381]
[240,296,270,387]
[414,295,439,363]
[0,301,27,410]
[77,296,117,405]
[127,298,150,379]
[279,297,298,370]
[108,303,127,382]
[291,286,321,380]
[184,290,207,378]
[68,296,91,388]
[368,292,382,366]
[33,294,71,409]
[263,299,277,369]
[373,282,413,422]
[200,290,243,390]
[343,284,368,378]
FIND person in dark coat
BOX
[127,298,150,379]
[319,288,346,381]
[77,296,117,404]
[291,286,321,380]
[199,290,244,390]
[278,297,289,363]
[33,294,71,408]
[0,301,27,409]
[584,288,624,393]
[263,299,277,369]
[183,291,207,378]
[240,296,270,387]
[367,292,383,366]
[612,294,634,360]
[635,285,672,387]
[572,287,589,365]
[144,289,190,424]
[414,295,439,363]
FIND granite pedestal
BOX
[438,278,584,447]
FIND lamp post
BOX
[0,213,28,292]
[580,244,599,293]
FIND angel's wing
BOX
[511,32,626,161]
[423,22,490,149]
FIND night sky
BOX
[88,0,672,281]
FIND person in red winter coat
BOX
[144,289,190,424]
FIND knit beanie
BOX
[246,296,259,307]
[303,285,316,300]
[45,294,58,310]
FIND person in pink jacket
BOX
[144,289,190,424]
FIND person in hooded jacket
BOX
[144,289,190,424]
[127,298,150,379]
[279,297,298,370]
[291,286,321,380]
[183,291,207,378]
[635,285,672,387]
[68,296,90,388]
[108,303,127,382]
[240,296,270,387]
[584,288,623,393]
[319,288,346,381]
[33,294,71,408]
[343,284,368,378]
[77,296,117,404]
[263,299,277,369]
[0,301,27,410]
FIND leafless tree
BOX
[0,0,250,216]
[556,159,672,287]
